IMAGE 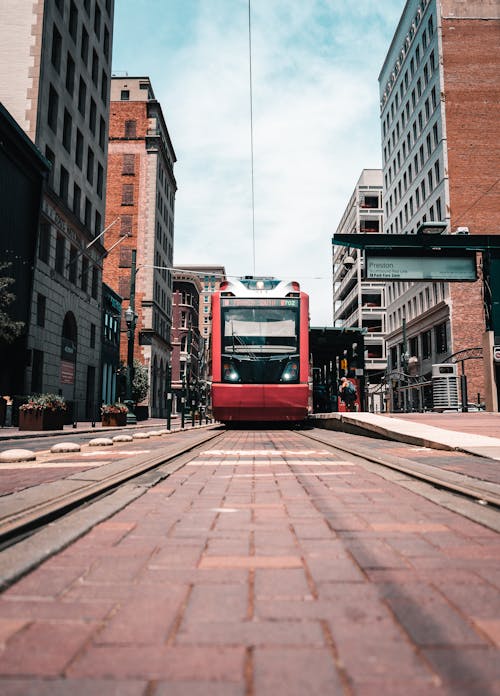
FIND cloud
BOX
[112,0,403,324]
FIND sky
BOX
[111,0,404,325]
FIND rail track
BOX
[1,424,499,590]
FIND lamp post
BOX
[124,250,138,425]
[166,359,172,430]
[400,309,410,412]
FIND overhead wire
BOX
[248,0,256,275]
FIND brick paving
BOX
[0,428,499,694]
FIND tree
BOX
[132,359,149,403]
[0,263,23,343]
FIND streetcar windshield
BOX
[222,307,298,356]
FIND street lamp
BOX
[124,303,138,424]
[166,359,172,430]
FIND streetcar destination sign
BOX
[221,298,299,307]
[365,249,477,281]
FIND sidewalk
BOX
[312,411,500,461]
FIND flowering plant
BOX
[19,394,67,413]
[101,402,129,415]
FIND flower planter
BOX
[101,412,127,427]
[19,410,64,431]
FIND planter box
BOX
[101,412,127,427]
[19,410,64,431]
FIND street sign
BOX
[365,249,477,281]
[494,346,500,362]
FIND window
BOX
[435,323,447,353]
[59,165,69,202]
[68,244,78,283]
[86,146,94,184]
[101,71,108,104]
[95,210,102,236]
[99,116,106,150]
[94,3,101,38]
[55,233,65,274]
[51,24,62,72]
[119,247,133,267]
[121,90,130,101]
[78,76,87,116]
[97,162,103,198]
[75,128,83,168]
[39,223,50,263]
[103,26,110,61]
[84,197,92,228]
[62,109,72,151]
[89,97,96,134]
[436,197,442,220]
[81,26,89,64]
[124,119,136,137]
[434,160,440,183]
[47,84,58,133]
[81,257,89,292]
[122,183,134,205]
[428,169,433,191]
[37,294,46,327]
[121,215,132,236]
[122,153,135,174]
[91,266,99,299]
[92,49,98,86]
[90,323,96,348]
[65,53,75,95]
[69,1,78,40]
[422,330,432,359]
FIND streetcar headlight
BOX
[223,362,241,382]
[281,360,299,382]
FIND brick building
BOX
[171,270,202,416]
[379,0,500,405]
[103,76,176,417]
[0,0,114,420]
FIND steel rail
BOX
[298,428,500,508]
[0,428,225,546]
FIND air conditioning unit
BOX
[432,363,459,411]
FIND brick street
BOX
[0,427,498,695]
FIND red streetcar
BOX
[211,277,310,422]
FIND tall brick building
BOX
[0,0,114,420]
[103,76,176,417]
[379,0,500,406]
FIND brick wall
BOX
[443,17,500,400]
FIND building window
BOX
[84,197,92,228]
[81,256,89,292]
[36,293,46,327]
[121,215,133,236]
[90,322,96,348]
[65,53,75,95]
[92,49,99,86]
[99,116,106,150]
[63,109,72,151]
[422,330,432,359]
[47,84,58,133]
[86,146,94,184]
[59,165,69,202]
[122,184,134,205]
[75,128,83,168]
[101,71,108,104]
[91,266,99,299]
[124,119,136,137]
[97,162,103,198]
[39,223,51,263]
[435,323,447,353]
[89,97,96,134]
[78,77,87,116]
[95,210,102,236]
[119,247,133,267]
[94,3,101,37]
[122,153,135,175]
[81,25,89,65]
[121,89,130,101]
[68,244,78,283]
[69,1,78,40]
[103,26,110,61]
[55,233,65,275]
[51,24,62,72]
